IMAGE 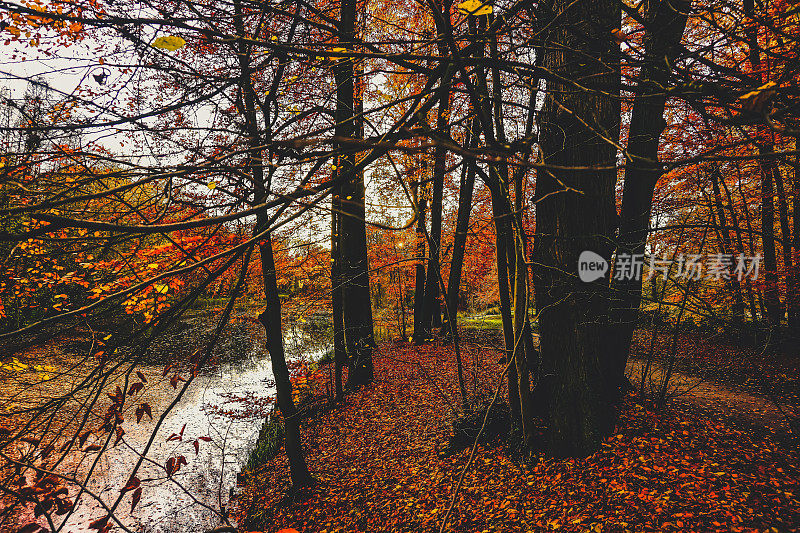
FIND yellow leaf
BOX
[331,47,347,53]
[739,81,777,100]
[152,35,186,51]
[154,284,169,294]
[207,181,217,190]
[457,0,492,16]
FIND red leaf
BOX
[121,476,140,493]
[198,436,212,442]
[193,440,199,455]
[162,364,172,377]
[135,403,152,423]
[88,515,109,530]
[16,525,43,533]
[136,371,147,384]
[128,382,144,396]
[130,487,142,512]
[78,430,91,447]
[114,427,125,446]
[169,373,186,389]
[83,444,102,453]
[165,457,177,477]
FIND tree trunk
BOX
[710,166,745,322]
[774,163,794,328]
[743,0,781,328]
[444,121,478,338]
[233,0,313,486]
[334,0,374,386]
[532,0,621,456]
[605,0,689,396]
[412,177,428,344]
[790,137,800,330]
[421,75,451,337]
[760,151,782,327]
[331,203,347,400]
[258,237,314,487]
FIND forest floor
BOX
[235,333,800,533]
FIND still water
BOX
[22,321,330,533]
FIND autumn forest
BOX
[0,0,799,531]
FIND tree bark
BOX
[532,0,621,456]
[421,73,451,337]
[233,0,313,486]
[334,0,374,386]
[443,120,478,338]
[604,0,689,396]
[412,176,428,344]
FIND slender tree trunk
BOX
[605,0,689,396]
[444,121,478,338]
[233,1,312,486]
[334,0,374,386]
[258,237,314,487]
[720,175,759,321]
[743,0,781,328]
[760,151,782,327]
[488,175,521,427]
[774,163,795,328]
[710,166,745,322]
[532,0,621,456]
[412,177,428,344]
[421,73,451,337]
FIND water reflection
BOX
[57,321,330,533]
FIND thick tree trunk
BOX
[604,0,689,396]
[532,0,621,456]
[334,0,374,386]
[331,204,347,400]
[790,137,800,331]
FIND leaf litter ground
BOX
[236,339,799,532]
